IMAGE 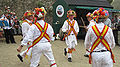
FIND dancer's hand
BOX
[17,45,23,52]
[84,26,88,29]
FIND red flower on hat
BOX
[24,12,28,16]
[93,11,98,15]
[41,13,44,15]
[99,9,102,13]
[101,12,105,16]
[99,8,104,10]
[39,9,42,12]
[36,11,39,15]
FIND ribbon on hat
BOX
[92,8,109,23]
[34,7,47,18]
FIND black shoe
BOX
[64,48,67,56]
[68,58,72,62]
[17,54,23,62]
[84,54,89,57]
[37,64,40,67]
[6,42,10,44]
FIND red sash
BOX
[23,20,32,26]
[89,25,115,64]
[27,22,50,52]
[63,20,77,40]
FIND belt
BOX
[93,50,108,52]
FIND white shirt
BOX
[62,19,79,34]
[21,20,54,45]
[0,16,12,29]
[104,18,111,27]
[22,19,32,38]
[62,19,79,45]
[84,22,115,51]
[87,19,96,29]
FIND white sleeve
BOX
[48,24,55,41]
[21,26,34,46]
[22,23,29,38]
[87,23,91,29]
[75,20,79,33]
[87,22,95,29]
[62,21,68,32]
[109,29,115,49]
[84,28,92,49]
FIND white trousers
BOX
[85,47,91,55]
[65,35,76,58]
[30,42,57,67]
[20,49,27,57]
[20,48,32,58]
[85,51,90,55]
[92,51,113,67]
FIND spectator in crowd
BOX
[13,17,21,35]
[0,12,16,44]
[112,15,119,45]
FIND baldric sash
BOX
[63,20,77,40]
[89,25,115,64]
[23,20,32,26]
[27,22,50,52]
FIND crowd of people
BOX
[0,6,22,35]
[0,5,120,67]
[0,6,19,43]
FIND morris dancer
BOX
[17,7,57,67]
[62,9,79,62]
[84,12,96,57]
[17,10,34,62]
[85,8,115,67]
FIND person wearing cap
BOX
[0,12,16,44]
[104,10,111,27]
[62,9,79,62]
[104,11,120,46]
[112,15,119,46]
[104,18,111,27]
[86,13,96,29]
[13,16,21,35]
[17,7,57,67]
[17,10,34,62]
[21,10,34,38]
[84,12,96,57]
[85,8,115,67]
